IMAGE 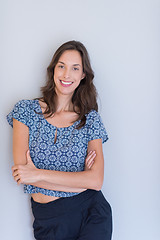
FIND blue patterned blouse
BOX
[6,99,108,197]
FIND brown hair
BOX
[38,40,98,129]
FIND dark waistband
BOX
[31,189,100,220]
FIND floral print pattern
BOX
[6,99,108,197]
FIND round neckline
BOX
[35,99,80,130]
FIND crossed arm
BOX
[12,119,105,192]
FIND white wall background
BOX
[1,0,160,239]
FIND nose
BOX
[63,68,70,79]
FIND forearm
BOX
[37,169,103,191]
[12,149,97,189]
[32,180,86,192]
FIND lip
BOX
[59,80,73,87]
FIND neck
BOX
[55,94,74,112]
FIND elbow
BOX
[94,182,103,191]
[92,175,103,191]
[85,169,104,191]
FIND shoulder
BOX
[6,99,37,128]
[12,99,39,119]
[86,109,102,124]
[14,99,38,111]
[14,99,32,108]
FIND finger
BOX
[12,170,19,177]
[88,160,95,169]
[85,151,92,162]
[14,174,20,182]
[13,171,24,184]
[12,165,19,172]
[27,149,30,156]
[16,178,22,185]
[87,155,96,167]
[12,165,24,174]
[87,152,96,162]
[86,151,96,164]
[26,150,34,166]
[27,150,31,161]
[87,153,96,166]
[87,150,95,157]
[86,151,95,162]
[13,173,20,183]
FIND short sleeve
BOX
[6,100,31,128]
[87,110,109,144]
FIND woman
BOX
[7,40,112,240]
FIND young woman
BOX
[7,40,112,240]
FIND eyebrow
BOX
[58,61,81,67]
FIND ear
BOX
[81,72,85,80]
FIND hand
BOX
[12,150,39,185]
[85,150,96,171]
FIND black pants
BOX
[31,189,112,240]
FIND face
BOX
[54,50,85,97]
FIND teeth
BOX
[61,80,72,85]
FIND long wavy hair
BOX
[38,40,98,129]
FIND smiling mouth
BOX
[60,80,73,86]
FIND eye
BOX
[73,67,79,71]
[58,65,64,69]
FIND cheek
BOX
[54,69,62,82]
[54,68,59,77]
[75,78,82,88]
[75,71,83,81]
